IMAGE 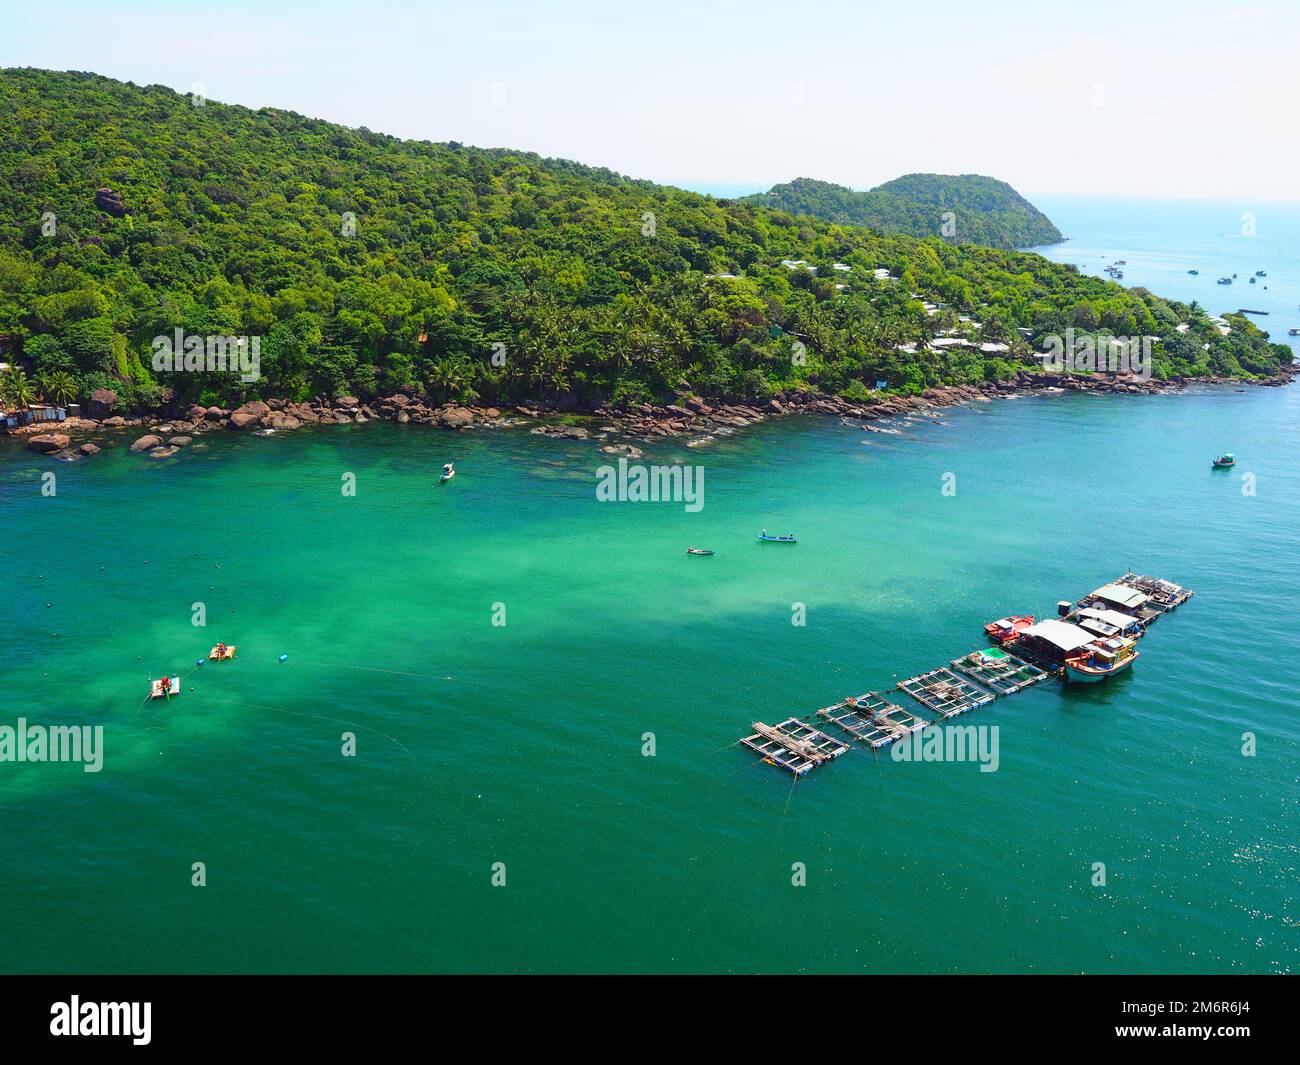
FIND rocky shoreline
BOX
[11,367,1297,462]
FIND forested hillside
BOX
[740,175,1063,249]
[0,68,1289,414]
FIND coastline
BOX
[8,365,1296,462]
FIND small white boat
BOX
[439,463,455,484]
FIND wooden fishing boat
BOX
[686,547,714,556]
[1064,636,1138,683]
[758,531,797,543]
[208,643,237,661]
[1212,453,1236,468]
[150,676,181,700]
[983,614,1034,645]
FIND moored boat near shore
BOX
[983,614,1034,645]
[1065,636,1139,683]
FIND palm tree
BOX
[428,361,459,403]
[1,367,35,413]
[38,370,78,407]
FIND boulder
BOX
[233,400,269,420]
[129,434,163,453]
[101,416,126,427]
[204,406,225,421]
[148,447,179,458]
[438,407,477,429]
[335,396,360,409]
[227,402,268,430]
[95,187,129,216]
[86,389,118,418]
[79,443,101,456]
[168,436,192,447]
[27,434,70,454]
[396,410,410,424]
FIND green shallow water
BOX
[1,386,1297,974]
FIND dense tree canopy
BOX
[740,175,1064,249]
[0,68,1290,414]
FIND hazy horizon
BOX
[4,0,1299,203]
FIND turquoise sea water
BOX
[2,382,1298,973]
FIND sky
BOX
[4,0,1299,202]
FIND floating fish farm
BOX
[740,572,1193,777]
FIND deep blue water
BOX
[1029,196,1300,357]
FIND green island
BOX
[738,174,1064,249]
[0,68,1291,419]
